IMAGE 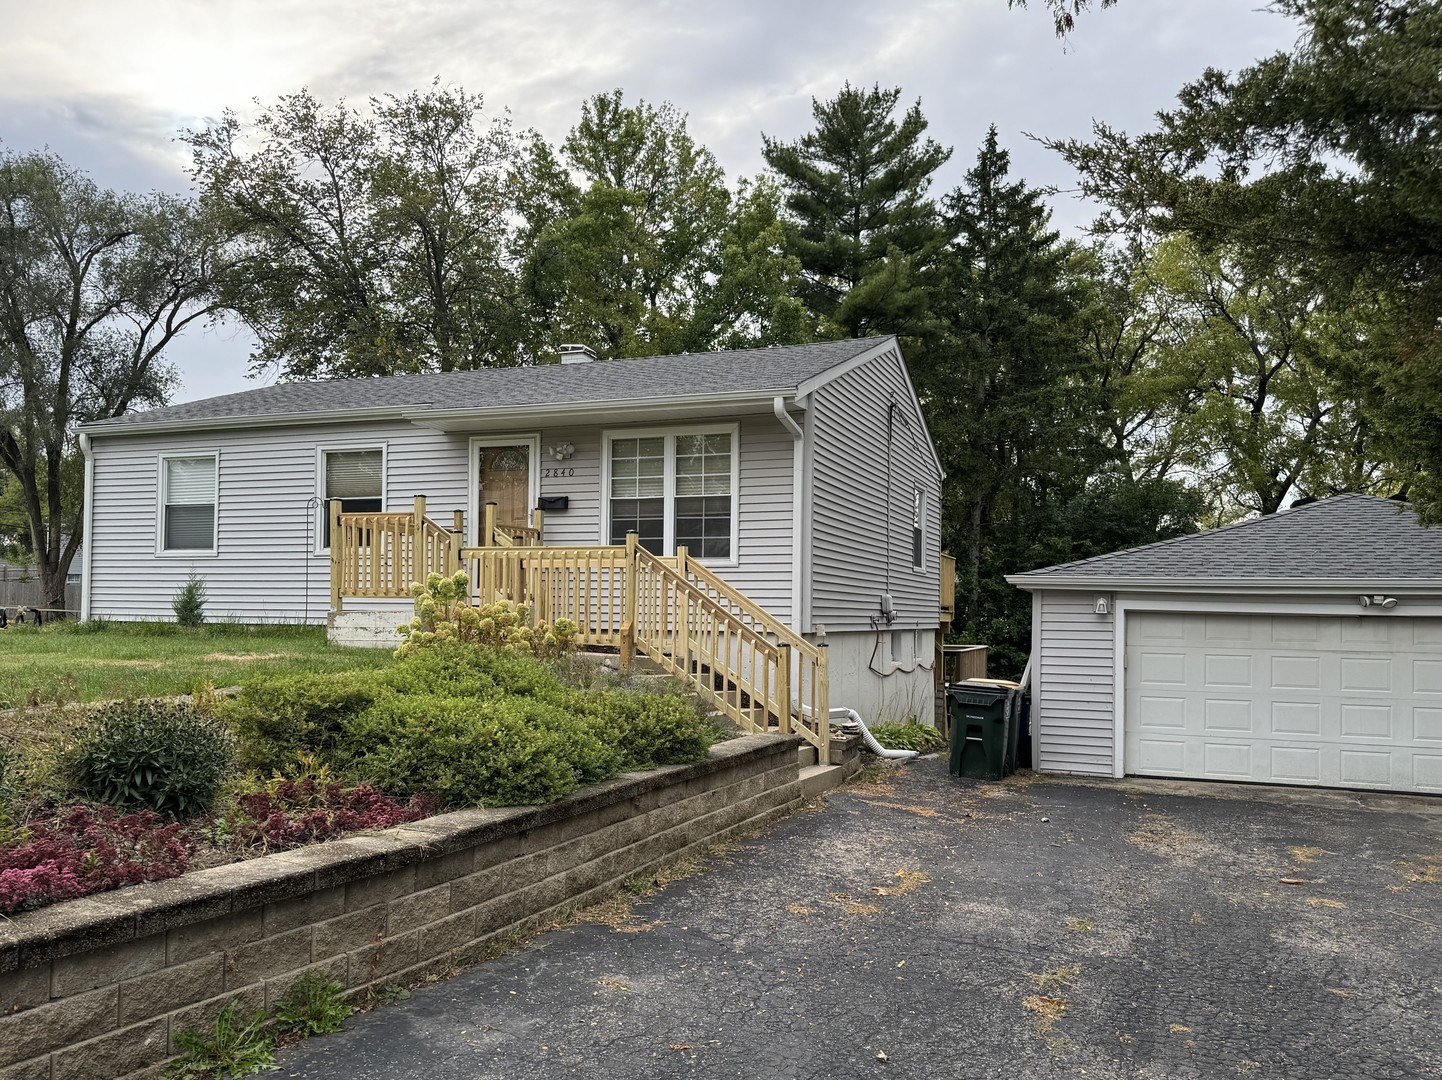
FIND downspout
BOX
[773,396,805,633]
[78,431,95,622]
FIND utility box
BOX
[947,679,1019,780]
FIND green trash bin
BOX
[948,680,1016,780]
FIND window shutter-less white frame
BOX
[324,449,383,500]
[600,423,740,565]
[157,453,218,555]
[315,444,388,554]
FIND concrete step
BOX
[797,744,818,770]
[799,762,854,799]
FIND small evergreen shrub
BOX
[870,720,947,754]
[273,971,353,1036]
[69,700,233,818]
[166,1001,274,1079]
[0,804,192,914]
[396,572,578,657]
[219,672,383,774]
[221,644,715,812]
[338,694,603,807]
[171,573,208,628]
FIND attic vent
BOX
[559,344,597,365]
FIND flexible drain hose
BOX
[795,703,920,761]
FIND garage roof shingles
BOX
[1012,494,1442,584]
[87,338,884,431]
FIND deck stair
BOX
[331,499,832,764]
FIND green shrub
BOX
[166,1001,274,1079]
[274,971,352,1036]
[869,720,947,754]
[223,643,715,811]
[69,701,233,818]
[171,573,208,628]
[575,688,717,771]
[219,672,383,774]
[396,572,578,658]
[338,693,613,807]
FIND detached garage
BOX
[1007,494,1442,795]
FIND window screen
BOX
[322,448,383,547]
[674,433,732,559]
[609,437,665,553]
[163,456,216,551]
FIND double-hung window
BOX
[160,454,217,553]
[607,428,736,560]
[321,448,384,548]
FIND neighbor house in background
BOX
[1009,494,1442,796]
[78,337,951,736]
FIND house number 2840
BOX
[542,467,575,478]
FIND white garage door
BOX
[1125,611,1442,793]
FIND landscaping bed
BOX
[0,595,725,917]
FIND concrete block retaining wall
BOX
[0,734,802,1080]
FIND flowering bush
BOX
[396,572,577,658]
[228,774,437,852]
[0,804,192,914]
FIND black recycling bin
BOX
[948,680,1017,780]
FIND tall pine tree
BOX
[919,128,1105,666]
[762,83,951,337]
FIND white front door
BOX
[1125,610,1442,793]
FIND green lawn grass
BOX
[0,622,395,706]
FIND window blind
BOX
[325,449,383,499]
[164,456,216,551]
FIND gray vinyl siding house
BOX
[1010,495,1442,794]
[79,337,945,723]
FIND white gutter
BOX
[773,396,805,633]
[78,431,94,621]
[1006,575,1442,594]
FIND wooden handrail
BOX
[331,507,459,603]
[632,546,829,762]
[677,553,812,655]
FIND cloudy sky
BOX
[0,0,1295,404]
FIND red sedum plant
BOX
[0,805,193,914]
[230,777,437,852]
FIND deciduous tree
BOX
[0,150,218,610]
[187,84,524,378]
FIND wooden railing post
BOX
[776,642,792,734]
[412,496,427,590]
[482,502,496,548]
[621,531,639,674]
[531,508,545,544]
[817,643,831,765]
[329,499,343,612]
[675,545,691,681]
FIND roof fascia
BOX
[80,406,419,438]
[405,390,790,430]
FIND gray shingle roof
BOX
[85,338,888,431]
[1010,494,1442,585]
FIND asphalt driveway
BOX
[277,761,1442,1080]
